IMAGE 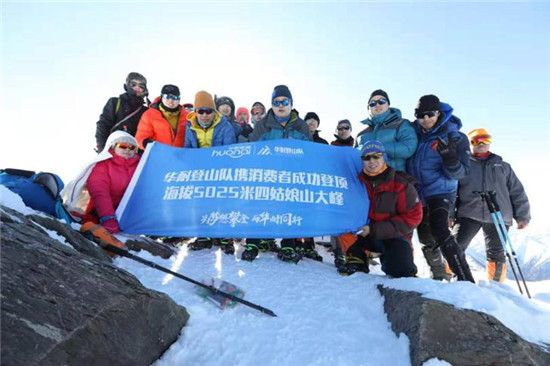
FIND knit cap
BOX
[194,91,216,110]
[272,85,293,103]
[369,89,390,105]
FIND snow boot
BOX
[257,239,279,252]
[337,255,369,276]
[487,260,506,282]
[277,247,302,264]
[297,238,323,262]
[80,222,125,257]
[213,238,235,255]
[422,245,453,281]
[189,237,213,251]
[241,243,259,261]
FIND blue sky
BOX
[1,1,549,225]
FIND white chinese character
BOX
[248,168,263,182]
[284,188,300,202]
[163,186,180,200]
[219,168,233,181]
[335,176,348,189]
[234,168,249,181]
[306,173,321,186]
[292,172,306,185]
[263,169,278,183]
[269,187,285,201]
[164,172,178,183]
[254,186,270,200]
[329,191,345,206]
[240,186,255,200]
[320,174,334,187]
[190,170,205,181]
[178,186,195,199]
[278,171,291,184]
[315,190,329,204]
[176,171,191,182]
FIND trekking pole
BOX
[103,243,277,317]
[476,191,528,297]
[488,191,531,298]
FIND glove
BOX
[101,218,121,234]
[143,138,154,148]
[437,138,459,166]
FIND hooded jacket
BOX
[456,153,530,225]
[406,103,470,202]
[184,112,236,148]
[248,109,311,142]
[356,107,417,171]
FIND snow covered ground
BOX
[2,187,550,365]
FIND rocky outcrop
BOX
[1,205,189,366]
[378,285,550,366]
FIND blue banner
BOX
[117,140,369,238]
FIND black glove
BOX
[437,138,459,166]
[143,138,154,148]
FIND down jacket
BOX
[456,153,530,226]
[406,103,470,203]
[184,112,236,148]
[135,100,188,149]
[84,152,140,222]
[248,109,311,142]
[356,107,417,171]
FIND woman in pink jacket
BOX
[83,132,140,233]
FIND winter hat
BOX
[194,91,216,110]
[125,72,147,86]
[272,85,293,103]
[416,94,440,112]
[361,140,386,157]
[304,112,320,125]
[107,131,137,149]
[161,84,180,97]
[467,128,492,144]
[236,107,250,123]
[369,89,390,105]
[337,119,352,130]
[215,96,235,112]
[251,101,265,111]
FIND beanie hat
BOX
[194,91,216,110]
[215,96,235,112]
[272,85,293,103]
[361,140,386,157]
[236,107,250,124]
[125,72,147,86]
[161,84,180,97]
[304,112,320,125]
[369,89,390,105]
[337,119,352,130]
[251,101,265,111]
[467,128,492,144]
[416,94,440,112]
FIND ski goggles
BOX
[415,110,438,119]
[368,98,388,108]
[196,108,214,115]
[116,143,137,151]
[361,153,383,161]
[337,126,350,131]
[162,94,181,101]
[471,136,492,146]
[272,99,291,107]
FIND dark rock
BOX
[378,285,550,366]
[1,205,190,366]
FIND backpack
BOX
[0,168,75,223]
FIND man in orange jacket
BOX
[135,84,188,150]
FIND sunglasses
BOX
[337,126,350,131]
[129,81,146,89]
[272,99,290,107]
[163,94,180,101]
[197,108,214,115]
[116,143,137,151]
[368,99,388,108]
[415,110,437,119]
[361,154,383,161]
